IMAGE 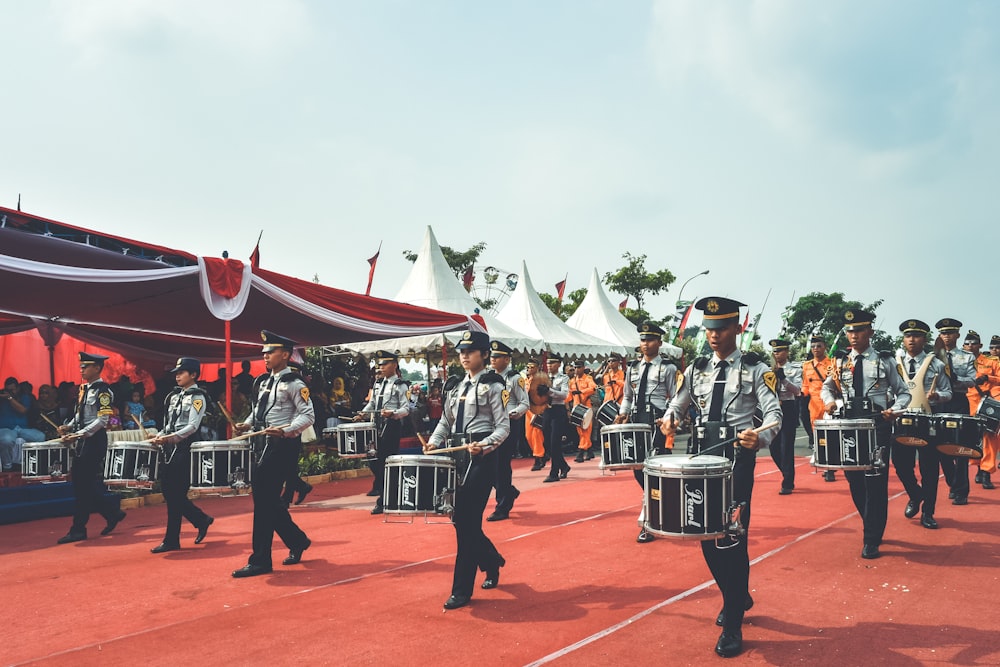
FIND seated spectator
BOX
[30,384,63,440]
[123,389,156,430]
[0,376,46,471]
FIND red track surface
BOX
[4,449,999,666]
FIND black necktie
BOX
[637,363,651,413]
[908,359,916,379]
[454,381,472,434]
[707,360,728,421]
[255,377,274,422]
[947,352,955,378]
[853,356,864,397]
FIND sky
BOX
[3,1,999,346]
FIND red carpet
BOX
[4,447,999,666]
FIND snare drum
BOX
[383,455,456,516]
[893,411,934,446]
[334,423,378,459]
[21,442,73,480]
[190,440,253,490]
[934,414,984,459]
[976,396,1000,435]
[596,400,620,426]
[643,454,733,540]
[104,442,159,488]
[813,418,877,470]
[600,423,652,470]
[569,404,593,430]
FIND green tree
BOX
[603,252,675,316]
[538,288,586,321]
[403,242,487,279]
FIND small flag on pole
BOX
[555,276,567,301]
[618,297,628,312]
[462,265,475,292]
[249,231,262,269]
[675,301,695,341]
[365,242,382,296]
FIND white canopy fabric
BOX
[495,261,624,359]
[339,226,545,357]
[565,268,683,358]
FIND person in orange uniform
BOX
[569,360,598,462]
[800,336,837,482]
[966,331,1000,489]
[602,354,625,405]
[524,360,548,471]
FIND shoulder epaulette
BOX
[879,350,894,360]
[743,352,762,366]
[481,371,505,385]
[444,376,461,392]
[693,356,710,371]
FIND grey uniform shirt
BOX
[897,351,952,409]
[362,377,411,419]
[502,369,530,420]
[776,361,803,402]
[429,369,511,453]
[243,368,315,437]
[620,357,680,415]
[946,347,977,392]
[667,350,783,448]
[68,379,114,439]
[158,387,208,444]
[820,347,912,412]
[547,372,570,406]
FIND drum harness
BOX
[833,351,893,475]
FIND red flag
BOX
[741,311,750,333]
[618,297,628,312]
[249,231,262,269]
[365,242,382,296]
[555,276,567,301]
[462,265,474,292]
[675,302,695,341]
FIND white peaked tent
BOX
[565,268,683,358]
[495,262,624,358]
[338,227,545,357]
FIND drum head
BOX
[339,423,376,433]
[386,454,455,469]
[601,423,652,435]
[645,454,731,475]
[191,440,249,452]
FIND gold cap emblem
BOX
[463,331,471,340]
[706,300,719,314]
[845,311,855,321]
[908,320,917,329]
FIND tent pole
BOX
[48,345,56,386]
[225,319,233,439]
[441,335,448,381]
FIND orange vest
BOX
[801,356,833,400]
[569,374,597,406]
[602,368,624,403]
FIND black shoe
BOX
[636,529,655,543]
[904,499,921,519]
[948,490,956,499]
[57,530,87,544]
[542,476,560,483]
[953,496,968,506]
[151,542,180,554]
[715,630,743,658]
[716,595,754,627]
[486,511,509,522]
[585,450,595,460]
[443,594,470,610]
[232,564,273,578]
[861,544,880,559]
[574,452,585,463]
[283,538,311,565]
[371,504,384,514]
[778,487,792,495]
[920,514,938,529]
[295,483,313,505]
[559,466,570,479]
[482,557,504,589]
[195,516,214,544]
[100,511,127,536]
[975,469,984,484]
[983,472,995,490]
[824,470,836,482]
[366,489,381,497]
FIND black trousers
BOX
[939,394,972,500]
[891,441,941,516]
[798,396,814,443]
[844,426,890,546]
[701,447,756,633]
[160,443,210,546]
[248,436,309,568]
[543,406,570,476]
[369,419,402,499]
[492,418,522,513]
[452,449,503,597]
[769,400,798,491]
[70,438,119,533]
[282,440,309,502]
[633,409,667,489]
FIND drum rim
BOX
[601,423,653,433]
[385,454,456,466]
[191,440,250,450]
[337,423,377,431]
[107,442,159,452]
[815,419,876,427]
[644,457,732,473]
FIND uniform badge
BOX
[675,370,685,393]
[706,300,719,314]
[501,389,510,408]
[762,371,778,395]
[406,388,412,401]
[908,320,917,329]
[463,331,472,340]
[99,392,112,407]
[98,391,114,417]
[192,398,204,412]
[477,383,489,397]
[300,387,310,402]
[517,376,525,389]
[845,311,855,321]
[492,342,498,350]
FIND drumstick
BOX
[426,442,475,454]
[40,413,62,431]
[231,424,292,441]
[688,422,781,459]
[414,431,430,449]
[217,401,238,428]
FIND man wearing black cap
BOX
[663,297,783,658]
[966,331,1000,489]
[358,350,410,514]
[769,338,802,495]
[487,340,529,522]
[892,320,951,529]
[821,310,911,559]
[569,360,597,462]
[425,330,510,610]
[935,318,979,505]
[232,331,314,578]
[56,352,126,544]
[149,357,214,552]
[617,321,682,542]
[540,355,571,481]
[801,336,837,482]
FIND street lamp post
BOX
[672,269,710,341]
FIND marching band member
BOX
[56,352,126,544]
[935,318,978,506]
[768,338,802,495]
[232,331,314,578]
[569,360,597,462]
[821,310,911,559]
[601,353,625,405]
[966,331,1000,489]
[148,357,214,553]
[540,355,571,482]
[358,350,410,515]
[617,322,681,543]
[524,360,549,471]
[425,331,510,610]
[487,340,529,522]
[891,320,951,529]
[663,297,782,658]
[801,336,837,481]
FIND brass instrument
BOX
[527,371,551,416]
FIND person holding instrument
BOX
[357,350,410,515]
[661,297,782,658]
[821,310,911,560]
